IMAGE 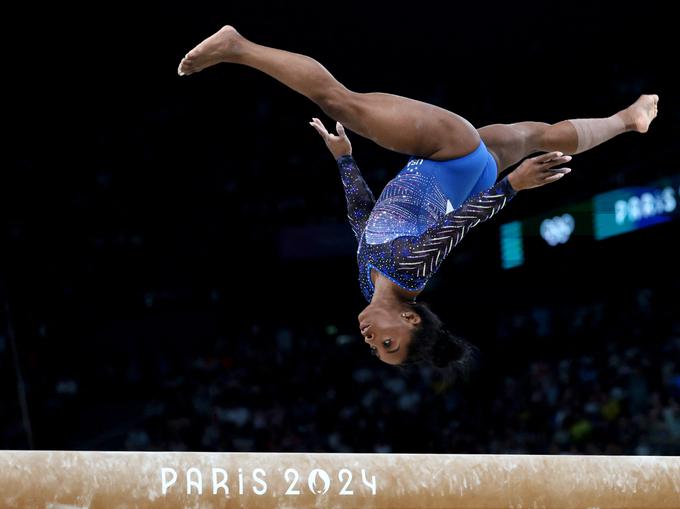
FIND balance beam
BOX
[1,451,678,508]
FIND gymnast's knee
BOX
[518,122,553,153]
[315,87,355,121]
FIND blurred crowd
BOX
[4,284,676,455]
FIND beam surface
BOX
[1,451,678,508]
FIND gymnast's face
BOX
[358,304,420,365]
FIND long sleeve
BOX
[392,175,517,279]
[337,154,377,243]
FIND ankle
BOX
[615,111,635,132]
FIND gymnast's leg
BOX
[178,26,480,161]
[478,94,659,174]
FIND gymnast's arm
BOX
[391,176,517,277]
[336,154,377,243]
[391,151,572,276]
[309,117,376,242]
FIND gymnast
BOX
[178,26,659,377]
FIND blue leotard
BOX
[337,140,517,303]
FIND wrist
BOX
[507,173,522,192]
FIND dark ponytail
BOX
[398,300,479,384]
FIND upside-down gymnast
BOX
[178,26,659,377]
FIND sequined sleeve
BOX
[337,154,377,243]
[392,176,517,279]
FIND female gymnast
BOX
[178,26,659,378]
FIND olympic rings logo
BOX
[540,214,575,246]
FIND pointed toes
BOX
[178,58,194,76]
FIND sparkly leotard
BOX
[337,140,517,303]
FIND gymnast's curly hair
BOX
[397,300,479,384]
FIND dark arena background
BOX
[2,1,679,506]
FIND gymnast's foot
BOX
[178,25,244,76]
[620,94,659,133]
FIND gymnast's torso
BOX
[337,140,516,303]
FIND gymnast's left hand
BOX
[309,118,352,160]
[508,151,572,191]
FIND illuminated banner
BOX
[500,173,679,269]
[593,174,680,240]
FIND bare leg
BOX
[178,26,480,160]
[479,94,659,174]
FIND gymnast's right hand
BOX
[309,118,352,160]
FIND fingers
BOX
[336,121,346,136]
[310,117,327,133]
[534,151,573,165]
[534,151,565,163]
[539,155,572,172]
[543,173,565,183]
[309,117,329,138]
[543,168,571,183]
